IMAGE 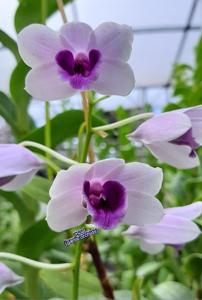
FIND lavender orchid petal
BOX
[60,22,96,53]
[47,190,88,232]
[0,263,24,294]
[25,63,75,101]
[17,24,63,67]
[184,105,202,144]
[92,60,135,96]
[0,144,43,191]
[117,162,163,195]
[130,112,191,144]
[94,22,133,61]
[165,202,202,220]
[122,191,164,225]
[147,141,200,169]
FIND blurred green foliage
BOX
[0,1,202,299]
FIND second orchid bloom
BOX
[47,159,164,231]
[130,105,202,169]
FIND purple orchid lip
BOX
[55,49,101,89]
[170,128,199,157]
[83,180,126,230]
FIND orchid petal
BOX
[139,215,201,244]
[25,63,75,100]
[60,22,96,53]
[0,263,24,294]
[94,22,133,61]
[130,112,191,143]
[0,144,42,177]
[147,141,200,169]
[84,159,125,182]
[184,105,202,144]
[1,170,37,191]
[122,191,164,226]
[118,162,163,196]
[165,202,202,220]
[47,189,88,232]
[50,164,90,198]
[92,60,135,96]
[17,24,63,67]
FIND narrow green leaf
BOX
[137,261,165,278]
[0,29,20,61]
[0,92,18,133]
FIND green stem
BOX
[45,101,53,180]
[93,95,109,105]
[0,252,72,270]
[72,96,93,300]
[93,112,153,132]
[21,141,78,165]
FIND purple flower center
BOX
[83,180,126,230]
[55,49,101,89]
[170,128,199,157]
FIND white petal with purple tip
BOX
[184,105,202,144]
[131,112,191,143]
[147,141,200,169]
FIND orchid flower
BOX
[17,22,135,100]
[129,106,202,169]
[46,159,164,231]
[0,263,24,294]
[0,144,43,191]
[124,202,202,254]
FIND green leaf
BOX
[17,219,57,259]
[137,261,165,278]
[22,176,51,204]
[152,281,194,300]
[10,60,32,134]
[40,268,102,299]
[0,29,20,61]
[184,253,202,280]
[22,110,104,147]
[0,92,18,133]
[15,0,73,33]
[0,190,36,229]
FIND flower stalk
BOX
[20,141,78,165]
[93,112,154,132]
[0,252,72,270]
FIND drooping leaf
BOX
[15,0,73,33]
[0,29,20,61]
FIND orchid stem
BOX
[21,141,78,165]
[93,112,154,132]
[0,252,72,270]
[56,0,68,23]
